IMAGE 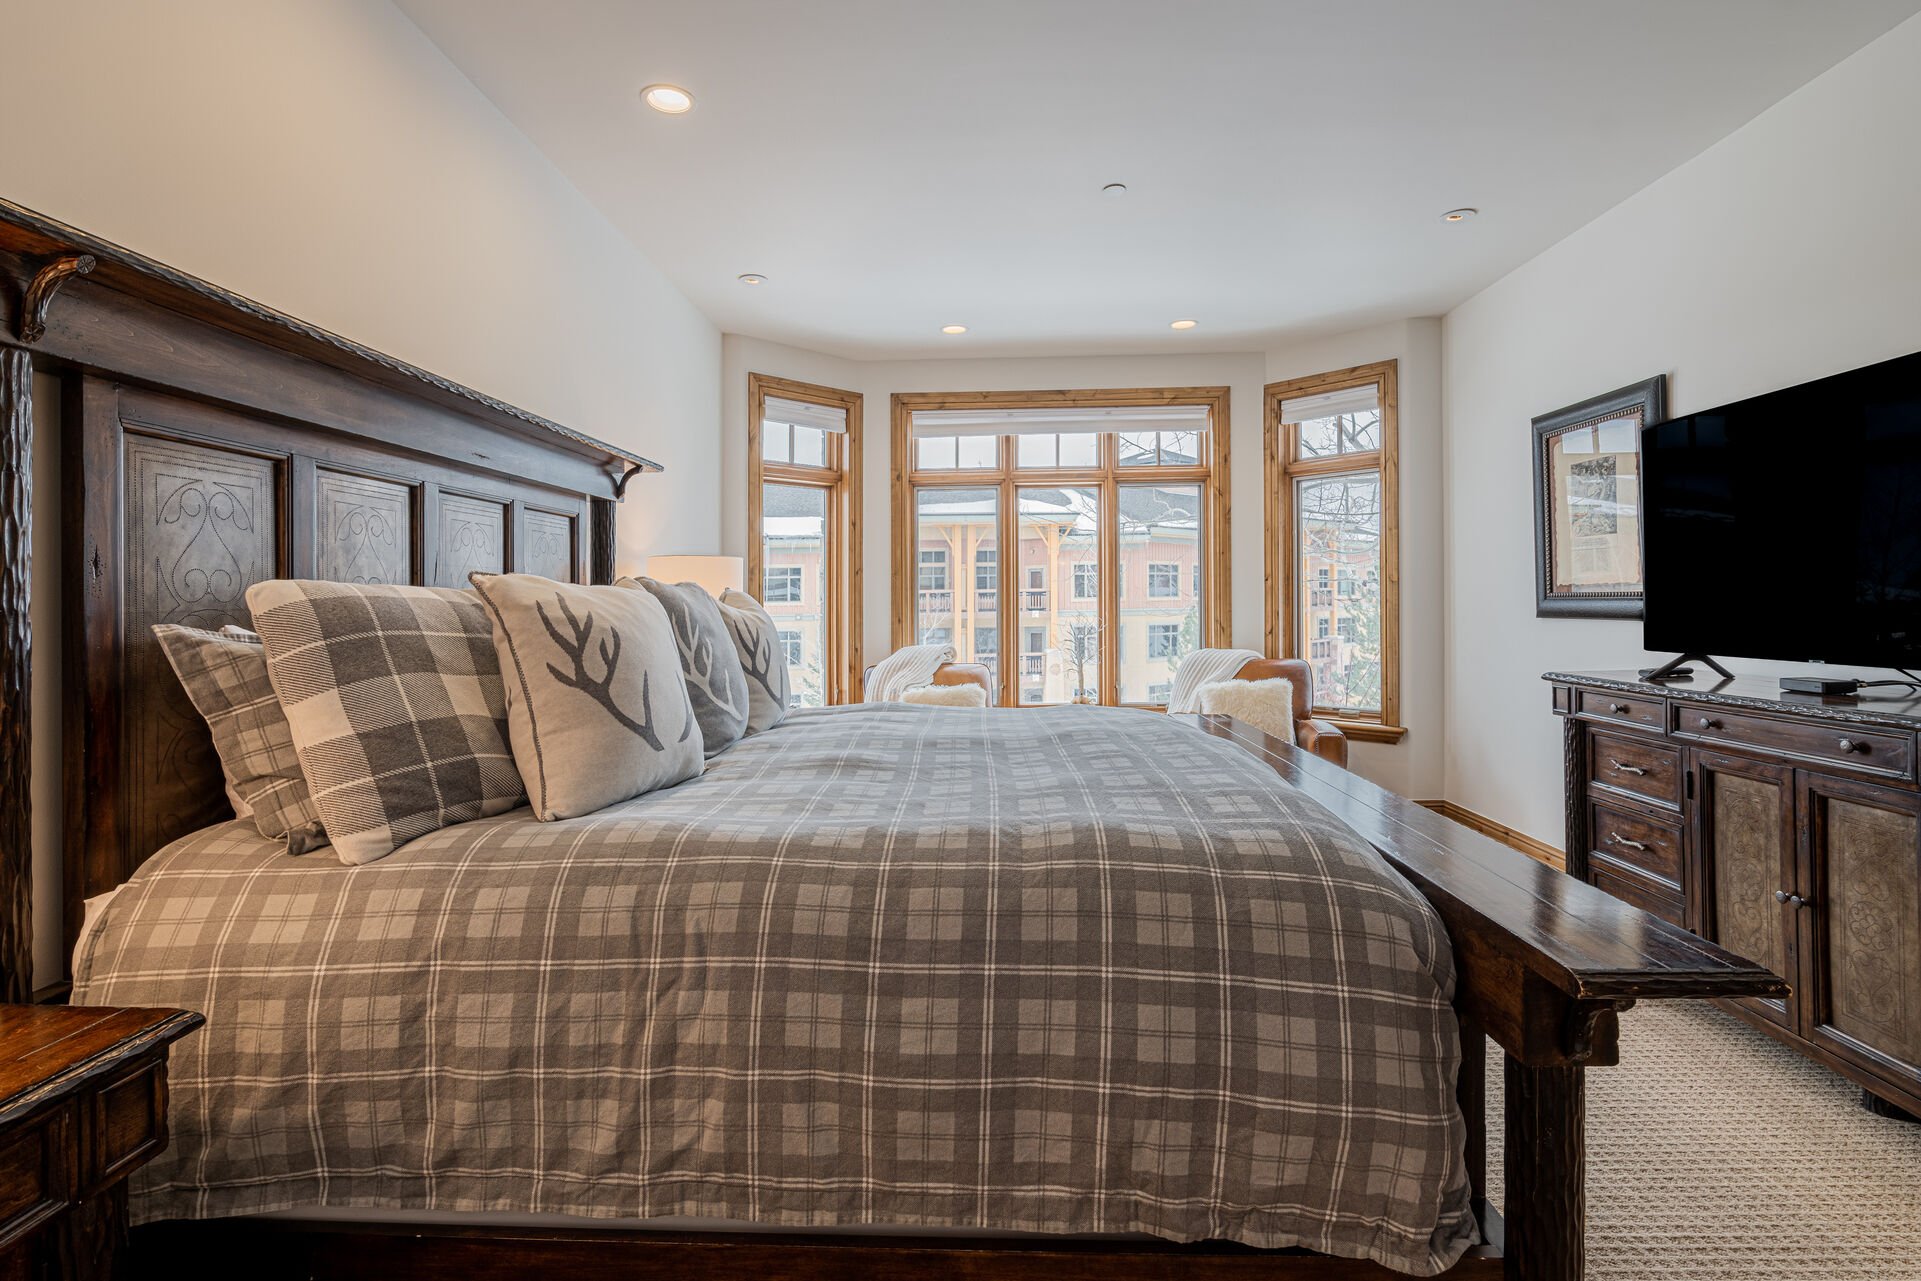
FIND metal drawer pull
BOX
[1699,716,1719,730]
[1607,760,1648,775]
[1609,702,1630,714]
[1773,889,1811,908]
[1837,738,1868,755]
[1607,834,1649,852]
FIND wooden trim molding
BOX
[1419,800,1566,871]
[0,348,31,1002]
[1263,360,1400,734]
[747,373,863,704]
[889,386,1231,703]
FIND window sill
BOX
[1325,719,1407,744]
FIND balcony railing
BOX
[918,589,952,614]
[1310,590,1333,606]
[1019,653,1045,677]
[976,590,998,612]
[1020,590,1049,612]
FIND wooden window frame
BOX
[747,373,863,705]
[891,386,1231,708]
[1263,360,1403,743]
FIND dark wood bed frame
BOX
[0,199,1784,1280]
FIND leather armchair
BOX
[861,662,994,701]
[1231,657,1348,768]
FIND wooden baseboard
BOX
[1416,801,1565,871]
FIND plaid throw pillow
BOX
[244,581,526,865]
[151,624,330,854]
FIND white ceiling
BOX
[395,0,1920,360]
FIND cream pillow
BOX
[472,574,704,821]
[1196,676,1296,745]
[900,683,989,708]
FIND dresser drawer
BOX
[1576,688,1666,733]
[1588,800,1683,886]
[1589,853,1686,928]
[0,1107,70,1249]
[1672,701,1915,781]
[88,1061,167,1192]
[1588,730,1682,809]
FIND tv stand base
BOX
[1639,653,1734,683]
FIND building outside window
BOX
[763,566,802,604]
[919,549,949,592]
[778,629,803,666]
[1266,360,1401,739]
[751,375,861,707]
[898,391,1226,706]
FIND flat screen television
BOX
[1641,348,1921,672]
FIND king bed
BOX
[0,199,1784,1280]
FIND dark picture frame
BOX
[1531,375,1667,619]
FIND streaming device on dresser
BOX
[1779,676,1862,696]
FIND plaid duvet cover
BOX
[74,704,1475,1274]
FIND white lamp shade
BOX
[645,555,745,597]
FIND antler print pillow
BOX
[717,589,791,734]
[472,574,704,821]
[623,577,751,758]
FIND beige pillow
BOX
[151,624,329,854]
[473,574,704,820]
[900,683,989,708]
[718,589,791,733]
[245,580,525,865]
[1196,676,1296,745]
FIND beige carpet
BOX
[1484,1000,1921,1280]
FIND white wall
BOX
[1442,13,1921,846]
[9,0,724,988]
[723,330,1447,799]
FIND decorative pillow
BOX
[900,683,989,708]
[471,574,703,820]
[622,577,750,757]
[717,589,791,733]
[151,623,329,854]
[1197,676,1297,745]
[243,580,525,865]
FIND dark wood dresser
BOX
[0,1005,202,1279]
[1551,669,1921,1119]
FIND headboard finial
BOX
[19,253,96,344]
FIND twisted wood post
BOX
[0,347,33,1002]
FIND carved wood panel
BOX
[1706,770,1790,983]
[521,508,575,583]
[433,492,505,588]
[315,470,412,585]
[1821,796,1920,1065]
[124,433,277,866]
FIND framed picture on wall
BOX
[1531,374,1667,618]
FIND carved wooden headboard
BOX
[0,198,662,995]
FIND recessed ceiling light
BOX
[1170,319,1198,330]
[641,84,694,114]
[941,324,968,334]
[1102,182,1128,196]
[737,273,767,285]
[1442,207,1478,222]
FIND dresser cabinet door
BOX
[1693,750,1799,1030]
[1799,773,1921,1096]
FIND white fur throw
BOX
[1197,677,1296,745]
[900,683,989,708]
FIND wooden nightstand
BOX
[0,1005,202,1280]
